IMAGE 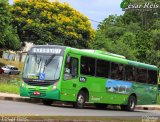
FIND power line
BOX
[89,19,101,23]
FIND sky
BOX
[9,0,124,29]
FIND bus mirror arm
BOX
[67,56,71,63]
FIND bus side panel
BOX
[60,74,158,105]
[60,78,78,102]
[80,77,129,105]
[130,82,146,105]
[131,82,156,105]
[147,84,158,104]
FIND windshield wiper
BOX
[45,54,56,66]
[34,53,42,64]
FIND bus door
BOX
[61,54,79,101]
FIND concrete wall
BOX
[2,51,27,62]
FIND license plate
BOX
[33,91,40,95]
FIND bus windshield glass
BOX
[23,54,63,81]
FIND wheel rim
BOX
[130,99,135,109]
[78,94,84,104]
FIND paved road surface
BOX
[0,100,160,117]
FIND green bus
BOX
[20,45,159,111]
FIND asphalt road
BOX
[0,100,160,117]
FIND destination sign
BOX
[32,48,62,54]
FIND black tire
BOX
[95,103,107,109]
[121,95,136,111]
[9,72,11,75]
[42,99,53,106]
[74,91,87,108]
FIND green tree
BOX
[98,15,124,30]
[12,0,95,48]
[89,31,113,51]
[90,30,137,60]
[0,0,20,50]
[112,39,137,60]
[91,15,139,60]
[146,50,160,67]
[144,30,160,67]
[151,19,160,30]
[126,22,141,34]
[151,29,160,50]
[135,31,152,62]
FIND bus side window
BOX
[136,68,147,83]
[111,63,124,80]
[64,57,78,80]
[81,56,95,76]
[96,59,110,78]
[125,65,136,81]
[148,70,157,84]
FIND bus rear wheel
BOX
[121,95,136,111]
[74,91,86,109]
[42,99,53,106]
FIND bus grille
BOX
[28,88,46,97]
[25,81,53,86]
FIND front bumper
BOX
[20,85,60,100]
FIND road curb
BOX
[136,106,160,110]
[0,96,42,103]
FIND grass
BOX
[0,75,20,94]
[0,81,19,94]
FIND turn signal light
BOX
[22,80,25,87]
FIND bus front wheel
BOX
[121,95,136,111]
[74,91,86,109]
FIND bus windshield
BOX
[23,54,63,81]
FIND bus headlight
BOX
[53,85,57,90]
[52,82,58,90]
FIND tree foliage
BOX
[94,15,138,60]
[0,0,20,50]
[12,0,95,48]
